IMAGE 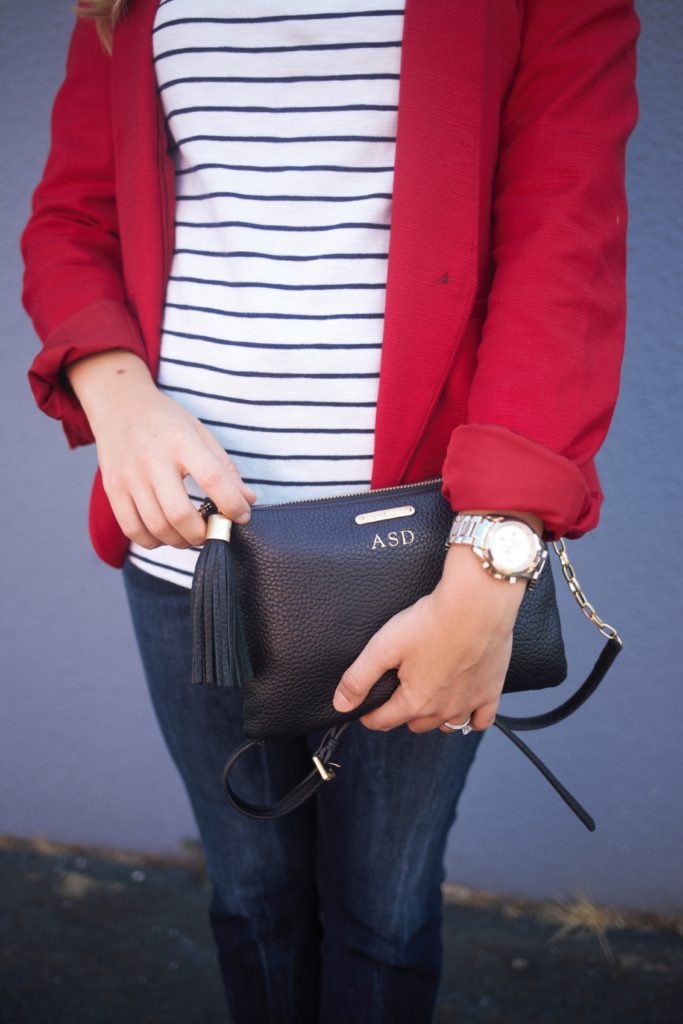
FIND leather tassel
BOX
[190,504,253,688]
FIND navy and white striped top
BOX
[128,0,406,588]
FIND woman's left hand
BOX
[332,542,529,733]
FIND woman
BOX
[20,1,640,1021]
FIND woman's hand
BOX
[332,541,530,733]
[65,350,257,549]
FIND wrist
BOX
[65,350,157,433]
[438,509,544,605]
[440,538,532,582]
[433,543,526,627]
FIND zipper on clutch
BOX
[252,476,443,510]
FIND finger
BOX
[149,466,207,546]
[110,491,160,550]
[409,700,495,734]
[438,717,475,735]
[180,441,253,523]
[407,714,449,734]
[130,484,192,549]
[359,684,418,732]
[332,630,398,713]
[193,424,259,503]
[438,704,489,735]
[469,700,500,731]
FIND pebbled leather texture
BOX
[228,479,567,740]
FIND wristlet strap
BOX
[222,635,621,830]
[495,635,622,731]
[222,721,352,820]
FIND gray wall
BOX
[2,0,681,912]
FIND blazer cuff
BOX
[440,423,602,542]
[27,297,149,449]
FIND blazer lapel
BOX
[370,0,484,489]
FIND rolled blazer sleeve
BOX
[19,16,149,449]
[440,0,641,541]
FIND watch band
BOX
[444,512,502,551]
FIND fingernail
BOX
[333,689,351,712]
[237,510,251,524]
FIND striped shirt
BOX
[128,0,406,588]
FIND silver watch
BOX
[445,513,548,588]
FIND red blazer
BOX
[20,0,640,569]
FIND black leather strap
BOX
[222,721,353,820]
[222,637,622,830]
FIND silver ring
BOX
[442,715,473,735]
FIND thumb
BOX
[332,628,398,713]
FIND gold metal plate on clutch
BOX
[354,505,416,525]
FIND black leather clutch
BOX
[191,477,622,830]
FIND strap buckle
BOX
[312,755,340,782]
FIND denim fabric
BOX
[121,555,486,1024]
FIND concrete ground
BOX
[1,835,681,1024]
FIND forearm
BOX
[64,349,157,436]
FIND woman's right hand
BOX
[65,350,257,550]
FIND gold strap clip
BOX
[312,756,341,782]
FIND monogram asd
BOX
[371,529,415,550]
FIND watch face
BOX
[488,522,537,574]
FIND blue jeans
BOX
[121,555,486,1024]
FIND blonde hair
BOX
[73,0,130,56]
